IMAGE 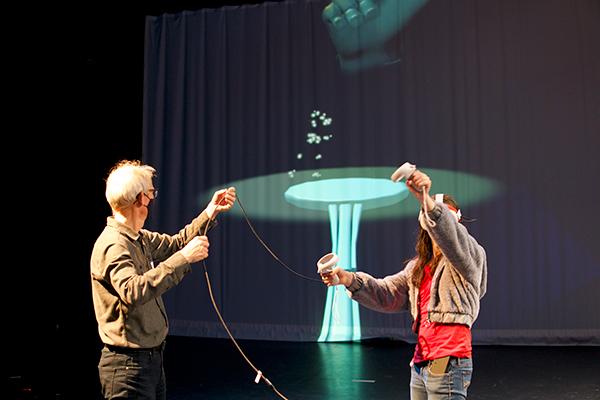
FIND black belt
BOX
[105,341,165,354]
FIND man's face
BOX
[137,187,156,224]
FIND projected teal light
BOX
[317,342,367,397]
[204,166,501,222]
[203,166,501,342]
[285,177,409,342]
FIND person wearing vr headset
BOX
[321,169,487,399]
[90,160,236,400]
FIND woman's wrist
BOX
[341,271,353,287]
[345,272,364,292]
[424,195,436,212]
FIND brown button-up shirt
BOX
[90,211,214,348]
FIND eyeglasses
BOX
[143,188,158,200]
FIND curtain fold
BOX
[142,0,600,344]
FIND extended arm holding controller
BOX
[319,162,435,288]
[317,253,341,285]
[391,162,436,224]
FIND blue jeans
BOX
[410,357,473,400]
[98,344,166,400]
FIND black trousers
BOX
[98,344,166,400]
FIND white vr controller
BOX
[390,161,416,183]
[317,252,340,285]
[391,161,423,192]
[391,161,436,227]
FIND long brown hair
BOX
[409,194,460,287]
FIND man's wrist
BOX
[205,204,218,220]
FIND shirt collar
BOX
[107,216,140,241]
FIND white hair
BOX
[105,160,156,211]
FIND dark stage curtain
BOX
[142,0,600,345]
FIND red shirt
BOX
[412,265,472,364]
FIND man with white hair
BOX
[91,159,236,399]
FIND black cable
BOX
[235,196,321,283]
[201,215,289,400]
[197,190,334,399]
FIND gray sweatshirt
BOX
[347,202,487,328]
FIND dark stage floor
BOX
[162,337,600,400]
[8,336,600,399]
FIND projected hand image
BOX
[322,0,428,72]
